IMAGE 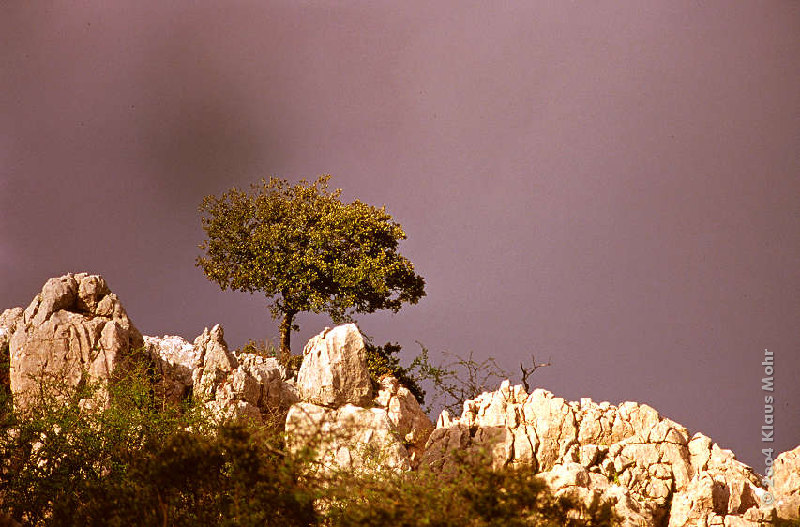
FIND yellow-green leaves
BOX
[196,176,425,347]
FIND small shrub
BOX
[363,339,426,404]
[1,345,609,527]
[238,339,279,358]
[409,344,550,415]
[322,449,615,526]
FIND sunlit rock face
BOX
[772,445,800,520]
[2,273,300,421]
[296,324,373,408]
[6,273,143,409]
[285,402,411,473]
[421,380,784,526]
[144,334,199,403]
[148,324,298,422]
[3,275,798,526]
[286,324,419,473]
[374,374,434,465]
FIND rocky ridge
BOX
[2,274,798,525]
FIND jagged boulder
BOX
[296,325,372,407]
[287,326,424,473]
[285,401,411,473]
[0,308,23,351]
[6,273,143,409]
[773,445,800,520]
[158,324,298,423]
[540,462,656,527]
[145,327,298,416]
[236,353,299,409]
[374,375,434,463]
[668,435,762,527]
[144,334,200,402]
[192,324,238,402]
[208,356,299,423]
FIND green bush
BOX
[0,356,314,526]
[238,339,279,359]
[0,340,11,422]
[323,450,615,527]
[0,348,609,526]
[363,339,426,404]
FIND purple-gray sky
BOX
[2,1,798,469]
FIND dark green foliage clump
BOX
[63,425,316,527]
[0,358,314,526]
[0,340,11,422]
[324,451,615,527]
[364,339,426,404]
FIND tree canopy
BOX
[196,176,425,358]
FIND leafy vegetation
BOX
[363,338,426,405]
[196,176,426,360]
[0,349,607,526]
[0,338,11,422]
[237,338,279,359]
[322,450,615,527]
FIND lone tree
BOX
[197,176,426,361]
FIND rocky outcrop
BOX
[147,325,298,421]
[296,325,372,407]
[4,275,799,526]
[144,334,200,402]
[0,308,24,352]
[204,353,299,423]
[285,402,411,473]
[773,445,800,520]
[286,325,433,473]
[6,273,143,409]
[421,380,774,526]
[3,273,300,421]
[668,435,767,526]
[0,308,23,390]
[374,375,434,463]
[191,325,239,403]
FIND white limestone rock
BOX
[773,444,800,520]
[7,273,143,409]
[296,325,372,408]
[144,334,200,402]
[374,375,434,462]
[192,324,238,402]
[285,401,410,473]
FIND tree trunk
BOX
[279,311,295,363]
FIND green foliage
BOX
[0,356,315,526]
[323,450,615,526]
[363,339,426,405]
[63,425,317,527]
[196,176,426,355]
[238,338,279,358]
[283,353,304,375]
[0,339,11,421]
[0,349,603,527]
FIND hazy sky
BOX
[2,1,798,469]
